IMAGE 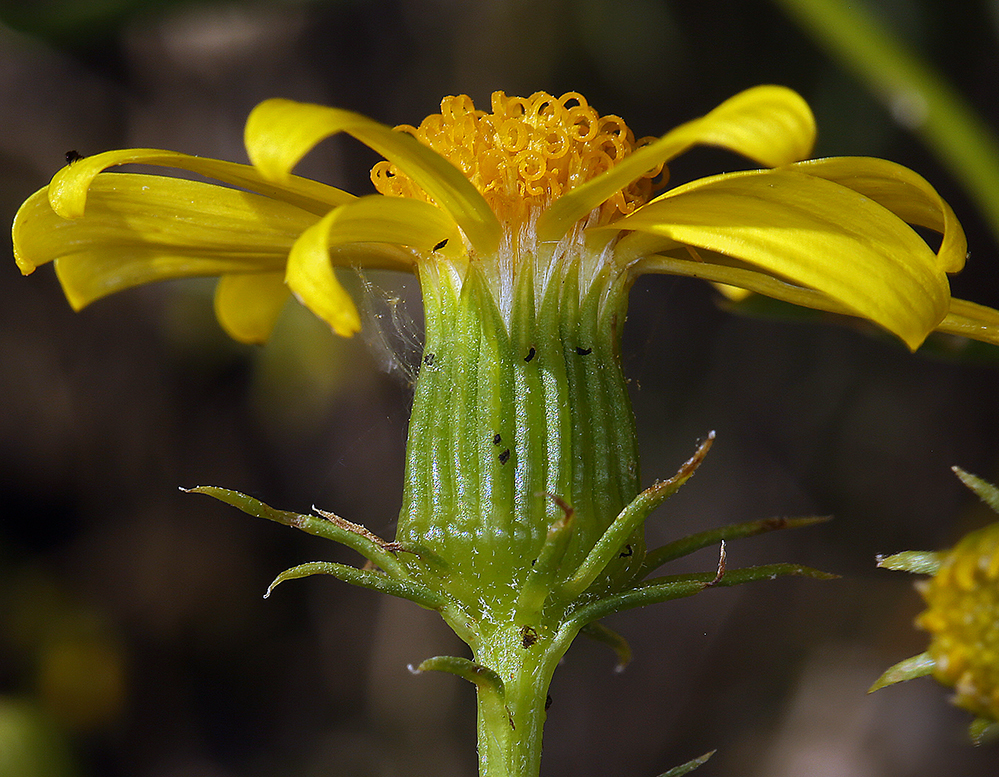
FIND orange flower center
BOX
[371,91,664,228]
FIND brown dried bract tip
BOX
[314,507,403,553]
[706,541,728,587]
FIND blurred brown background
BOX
[2,1,999,775]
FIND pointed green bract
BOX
[560,433,714,601]
[265,561,443,609]
[876,550,942,575]
[185,486,406,576]
[953,466,999,512]
[569,564,839,629]
[868,652,935,692]
[656,750,716,777]
[639,515,831,579]
[515,496,576,621]
[580,622,633,671]
[412,656,506,697]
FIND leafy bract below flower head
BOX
[11,85,999,351]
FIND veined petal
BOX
[538,85,815,243]
[214,273,290,345]
[937,299,999,346]
[245,98,502,254]
[48,148,354,219]
[635,258,999,349]
[286,195,459,337]
[297,194,462,254]
[790,157,967,273]
[631,252,857,317]
[612,168,949,350]
[14,173,317,310]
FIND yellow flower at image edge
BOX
[873,469,999,742]
[12,85,999,351]
[918,520,999,721]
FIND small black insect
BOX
[575,346,592,356]
[423,352,436,366]
[493,433,502,445]
[545,694,553,711]
[498,448,511,465]
[65,150,84,164]
[520,625,539,648]
[524,347,536,362]
[619,544,633,558]
[433,238,448,251]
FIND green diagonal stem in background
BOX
[774,0,999,243]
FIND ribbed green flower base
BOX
[398,255,642,619]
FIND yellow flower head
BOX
[12,86,999,349]
[370,91,663,226]
[917,521,999,721]
[872,468,999,741]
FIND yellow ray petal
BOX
[636,255,999,348]
[632,251,856,317]
[48,148,354,220]
[245,98,502,254]
[286,195,459,337]
[790,157,967,273]
[214,273,290,345]
[612,168,949,350]
[538,85,816,243]
[937,298,999,346]
[14,173,317,310]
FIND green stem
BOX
[471,625,562,777]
